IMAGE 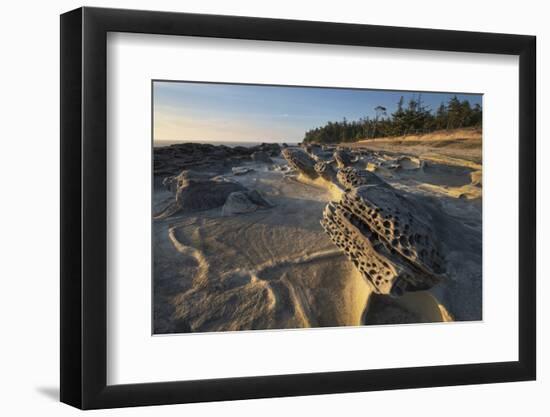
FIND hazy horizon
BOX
[153,139,300,147]
[153,81,482,143]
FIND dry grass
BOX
[347,128,482,167]
[353,127,482,145]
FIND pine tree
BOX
[302,95,482,144]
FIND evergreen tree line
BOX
[303,95,482,144]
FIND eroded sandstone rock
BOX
[281,148,318,179]
[305,144,321,156]
[321,184,444,296]
[222,190,273,216]
[154,142,280,176]
[251,151,273,164]
[257,142,281,157]
[334,149,353,168]
[396,156,424,170]
[175,176,247,212]
[232,166,254,176]
[162,170,215,193]
[314,161,338,183]
[337,167,386,190]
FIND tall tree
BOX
[302,94,482,144]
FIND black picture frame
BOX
[60,6,536,410]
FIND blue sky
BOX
[153,81,482,143]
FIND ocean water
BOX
[154,140,298,148]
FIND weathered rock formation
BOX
[162,169,214,193]
[396,156,424,171]
[175,176,247,212]
[470,170,482,187]
[157,167,275,219]
[222,190,273,216]
[337,167,386,190]
[281,148,319,179]
[251,151,273,164]
[302,144,331,161]
[321,182,444,296]
[334,149,353,168]
[314,161,338,183]
[257,142,281,157]
[154,142,280,176]
[305,144,322,156]
[232,166,254,176]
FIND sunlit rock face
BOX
[333,149,353,168]
[314,161,338,183]
[304,144,334,162]
[336,167,387,191]
[321,182,444,296]
[281,148,319,179]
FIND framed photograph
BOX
[60,7,536,409]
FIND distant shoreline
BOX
[154,140,298,148]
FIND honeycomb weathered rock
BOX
[321,184,444,296]
[337,167,386,190]
[281,148,319,179]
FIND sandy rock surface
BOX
[153,136,482,334]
